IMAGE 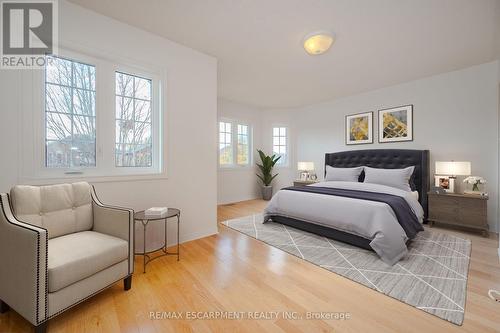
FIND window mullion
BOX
[232,122,236,166]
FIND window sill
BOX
[218,165,255,171]
[274,165,291,170]
[19,172,168,185]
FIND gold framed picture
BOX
[378,105,413,143]
[345,111,373,145]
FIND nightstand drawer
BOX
[458,210,487,226]
[429,199,459,218]
[429,209,458,222]
[431,195,460,206]
[427,192,489,236]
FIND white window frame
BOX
[272,126,289,167]
[218,118,252,169]
[20,47,165,183]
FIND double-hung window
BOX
[272,127,288,166]
[36,51,164,180]
[218,120,251,167]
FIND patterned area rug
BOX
[223,214,471,325]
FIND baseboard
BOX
[217,196,261,205]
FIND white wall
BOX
[217,99,263,204]
[217,99,302,204]
[267,62,500,232]
[0,1,218,245]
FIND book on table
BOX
[145,207,169,217]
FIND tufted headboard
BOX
[325,149,430,220]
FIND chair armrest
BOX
[91,186,134,274]
[0,193,48,326]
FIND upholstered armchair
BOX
[0,182,134,333]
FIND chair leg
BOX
[124,276,132,291]
[34,321,47,333]
[0,299,9,313]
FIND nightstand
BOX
[293,180,319,186]
[427,192,488,237]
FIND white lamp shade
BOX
[435,161,471,176]
[298,161,315,171]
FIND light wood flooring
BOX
[0,199,499,332]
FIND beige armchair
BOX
[0,182,134,333]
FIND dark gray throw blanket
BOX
[282,186,423,239]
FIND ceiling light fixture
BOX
[303,31,335,55]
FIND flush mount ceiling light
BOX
[303,31,335,55]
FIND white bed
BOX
[264,181,424,265]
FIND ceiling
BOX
[68,0,500,109]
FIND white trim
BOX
[217,118,253,169]
[19,46,166,181]
[272,125,290,168]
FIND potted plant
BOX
[256,150,281,200]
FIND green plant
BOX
[256,149,281,186]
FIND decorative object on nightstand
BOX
[427,192,488,237]
[434,161,471,193]
[298,161,315,180]
[293,179,319,187]
[463,176,488,196]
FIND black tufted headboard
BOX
[325,149,430,220]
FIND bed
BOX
[263,149,430,265]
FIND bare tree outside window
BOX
[45,56,96,168]
[115,72,152,167]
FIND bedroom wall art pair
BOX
[345,105,413,145]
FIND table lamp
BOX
[297,161,315,180]
[435,161,471,193]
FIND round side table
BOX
[134,208,180,273]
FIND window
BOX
[34,50,164,180]
[218,120,251,167]
[219,121,233,165]
[115,72,153,167]
[272,127,288,166]
[45,56,96,168]
[237,124,249,165]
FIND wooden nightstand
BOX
[293,180,319,186]
[427,192,489,236]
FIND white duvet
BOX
[263,181,424,265]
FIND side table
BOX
[134,208,180,273]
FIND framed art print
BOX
[378,105,413,143]
[345,111,373,145]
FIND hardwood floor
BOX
[1,199,499,332]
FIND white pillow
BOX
[325,166,364,182]
[363,166,415,192]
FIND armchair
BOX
[0,182,134,333]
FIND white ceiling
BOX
[68,0,500,109]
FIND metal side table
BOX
[134,208,180,273]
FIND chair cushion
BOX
[48,231,129,293]
[10,182,93,239]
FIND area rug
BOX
[223,214,471,325]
